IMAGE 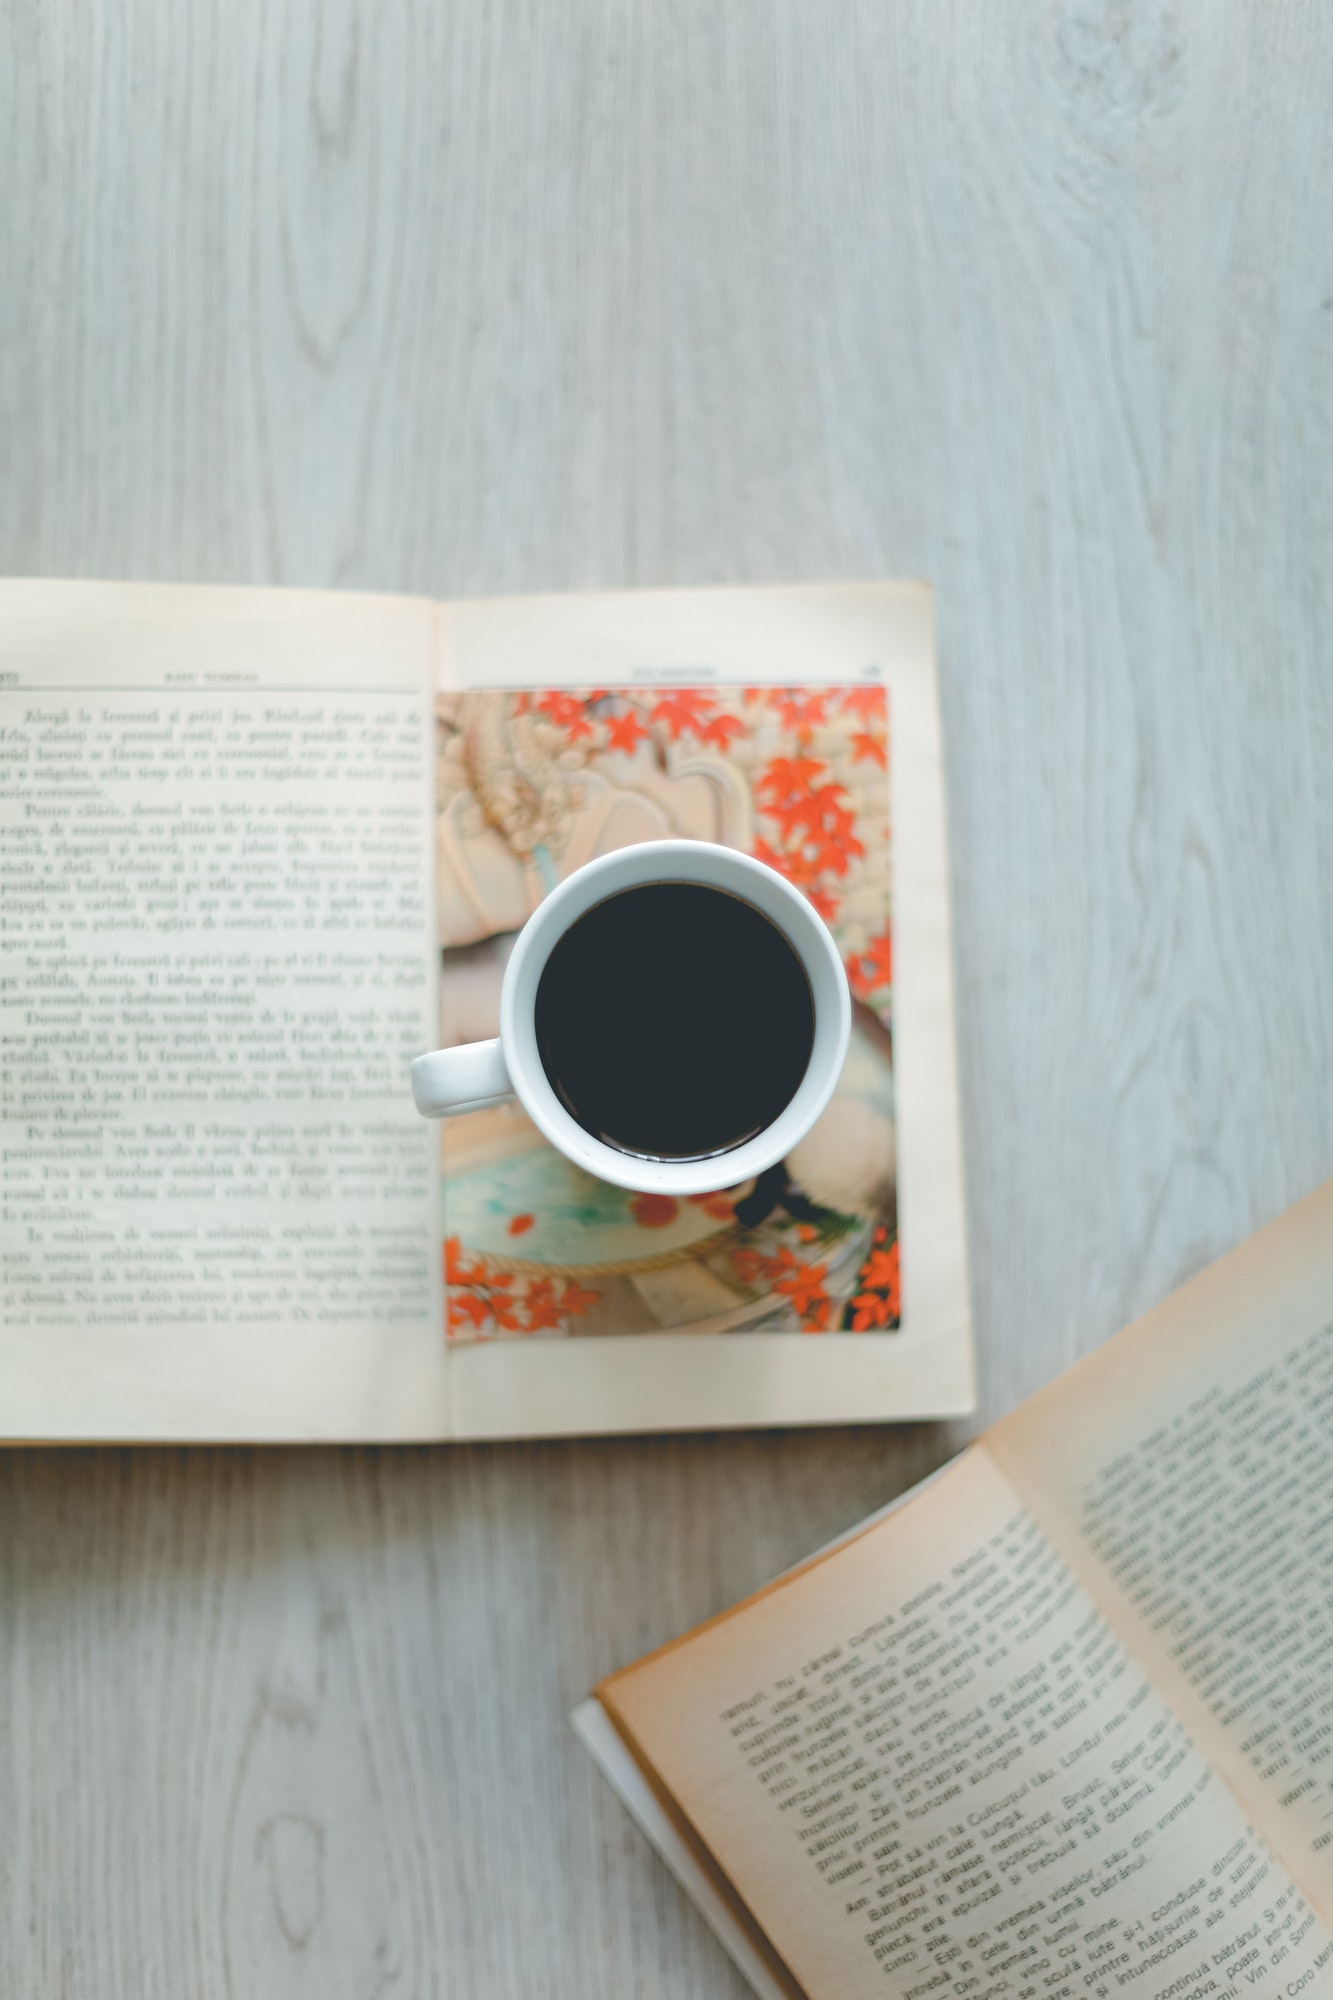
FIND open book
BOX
[0,579,969,1438]
[577,1178,1333,1999]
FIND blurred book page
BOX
[599,1446,1329,2000]
[989,1179,1333,1917]
[0,582,445,1438]
[572,1698,802,2000]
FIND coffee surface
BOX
[534,881,814,1161]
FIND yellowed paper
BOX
[0,582,448,1439]
[602,1448,1330,2000]
[988,1179,1333,1918]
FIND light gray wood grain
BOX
[3,1,1332,1993]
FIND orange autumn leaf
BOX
[448,1292,492,1330]
[521,1279,564,1332]
[536,690,593,738]
[650,689,716,739]
[444,1236,488,1288]
[699,711,745,750]
[686,1190,736,1220]
[446,1232,601,1340]
[858,1247,899,1293]
[806,831,864,879]
[772,1257,831,1319]
[846,930,892,1003]
[850,1237,900,1328]
[852,731,887,769]
[632,1192,679,1228]
[770,691,827,734]
[840,685,886,722]
[605,708,649,754]
[851,1290,897,1331]
[866,931,893,988]
[755,754,828,806]
[751,836,800,880]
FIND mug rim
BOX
[497,840,851,1196]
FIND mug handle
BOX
[411,1040,515,1117]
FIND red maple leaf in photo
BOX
[847,929,893,1001]
[686,1190,737,1221]
[755,754,828,809]
[770,690,827,735]
[604,708,649,754]
[750,724,872,926]
[448,1291,492,1331]
[536,690,593,738]
[814,795,861,842]
[852,731,887,769]
[794,1290,834,1332]
[807,826,865,878]
[699,710,745,751]
[521,1279,564,1332]
[767,1246,833,1328]
[650,689,716,739]
[444,1236,487,1288]
[445,1231,602,1340]
[806,885,841,922]
[849,1234,900,1331]
[863,930,893,989]
[631,1192,679,1228]
[858,1245,899,1294]
[840,685,886,723]
[489,1292,525,1333]
[751,836,796,880]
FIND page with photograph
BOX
[431,584,974,1435]
[435,680,896,1342]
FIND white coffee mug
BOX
[411,840,851,1196]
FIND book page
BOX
[0,582,447,1438]
[989,1179,1333,1919]
[432,584,974,1434]
[599,1448,1330,2000]
[572,1697,803,2000]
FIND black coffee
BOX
[534,881,814,1162]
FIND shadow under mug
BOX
[410,839,851,1197]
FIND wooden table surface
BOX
[4,4,1331,1992]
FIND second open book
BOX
[578,1178,1333,1999]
